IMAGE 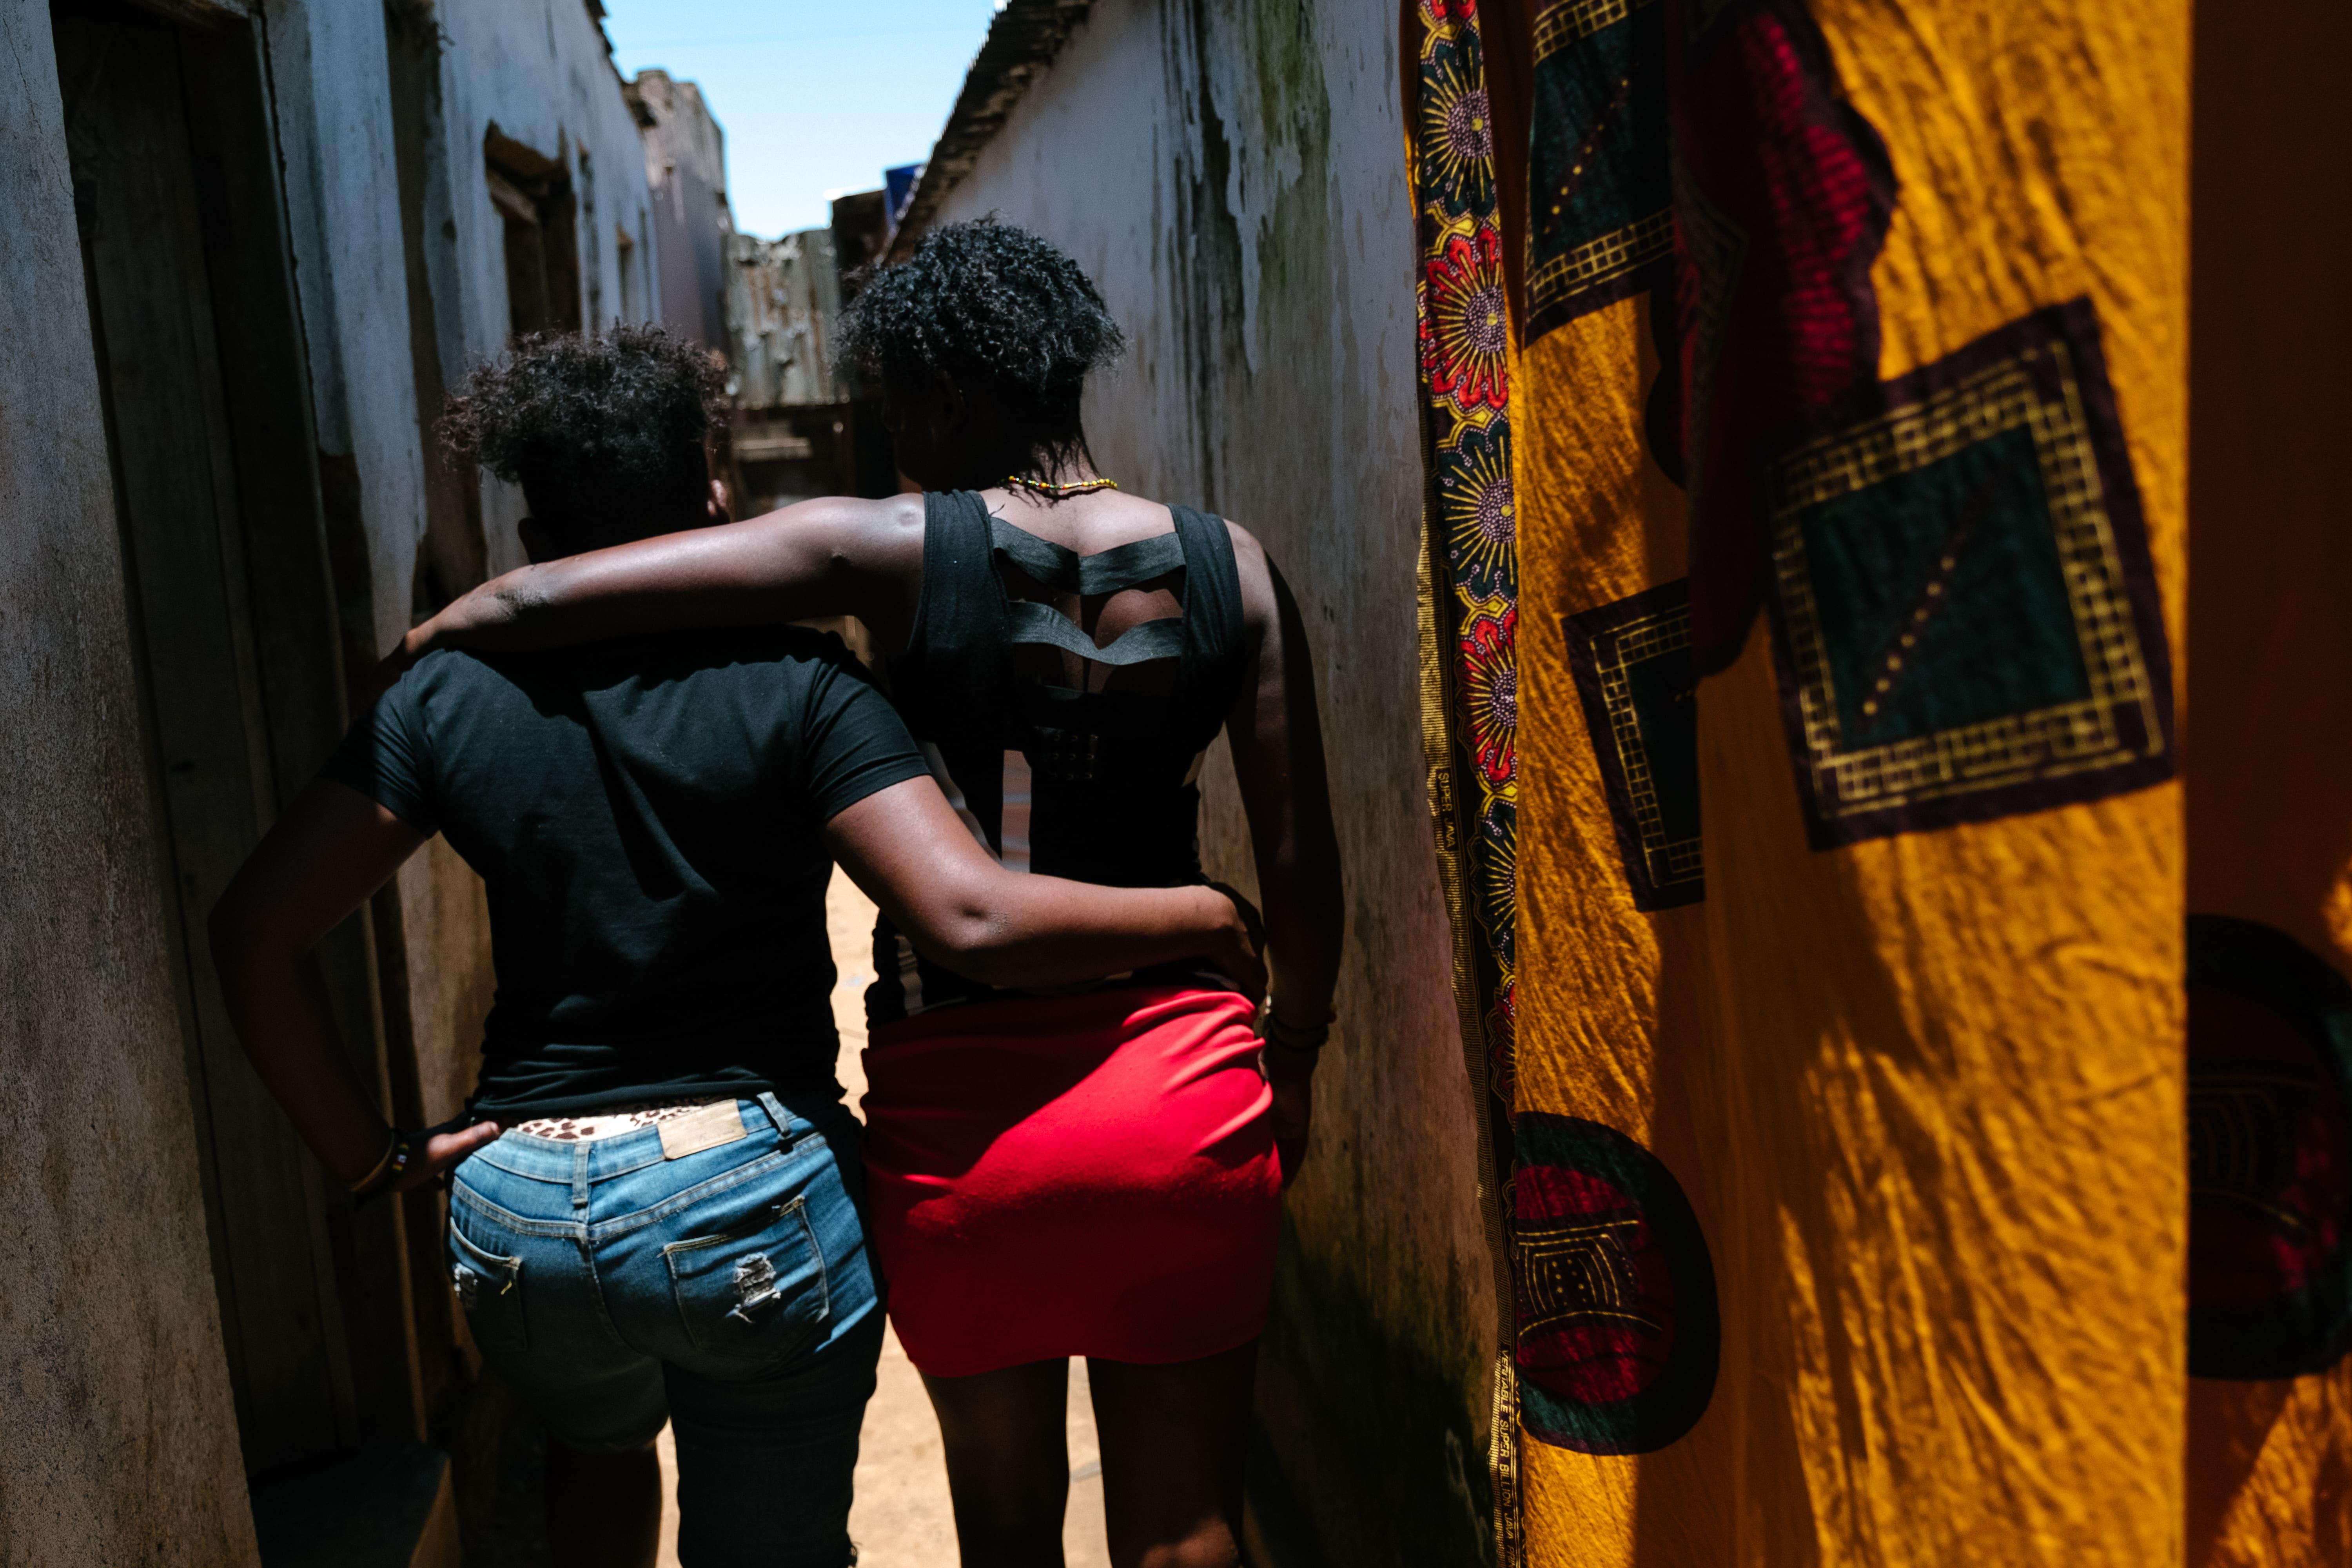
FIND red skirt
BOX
[860,986,1279,1377]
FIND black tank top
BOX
[864,490,1250,1027]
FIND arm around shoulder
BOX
[380,495,924,687]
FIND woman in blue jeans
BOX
[207,328,1260,1568]
[447,1090,883,1564]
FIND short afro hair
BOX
[441,324,726,542]
[835,219,1124,470]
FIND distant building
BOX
[832,185,893,281]
[718,228,844,519]
[628,69,734,354]
[825,188,907,504]
[711,192,911,517]
[725,227,844,413]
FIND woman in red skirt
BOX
[390,220,1343,1568]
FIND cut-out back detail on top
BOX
[869,492,1250,1029]
[991,517,1189,668]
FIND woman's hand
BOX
[393,1120,505,1194]
[1202,885,1268,1004]
[340,1118,506,1200]
[365,623,434,705]
[1260,1005,1325,1190]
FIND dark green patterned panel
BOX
[1761,299,2174,848]
[1564,579,1703,911]
[1524,0,1671,343]
[1797,423,2090,748]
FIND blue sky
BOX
[604,1,1002,238]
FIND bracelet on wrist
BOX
[348,1128,398,1191]
[349,1127,416,1203]
[1263,1007,1334,1053]
[1259,1007,1334,1082]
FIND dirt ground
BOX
[651,869,1111,1567]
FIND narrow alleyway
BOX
[646,870,1112,1567]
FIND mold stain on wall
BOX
[1152,0,1334,507]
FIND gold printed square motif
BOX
[1761,298,2174,847]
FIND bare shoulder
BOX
[781,492,923,543]
[849,493,926,568]
[1221,515,1269,568]
[1220,516,1277,616]
[757,492,924,573]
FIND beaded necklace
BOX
[1005,472,1120,498]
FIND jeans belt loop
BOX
[570,1141,591,1210]
[755,1091,793,1141]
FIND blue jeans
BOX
[448,1091,880,1568]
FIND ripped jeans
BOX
[448,1091,880,1568]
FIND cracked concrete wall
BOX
[933,3,1501,1561]
[0,2,257,1561]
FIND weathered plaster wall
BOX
[247,0,660,1316]
[0,2,256,1560]
[934,4,1499,1561]
[390,1,660,1120]
[259,0,432,662]
[432,0,663,579]
[634,69,732,354]
[397,837,499,1129]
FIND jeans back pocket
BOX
[448,1216,529,1352]
[663,1193,831,1363]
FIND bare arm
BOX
[1225,528,1345,1182]
[212,769,1254,1194]
[377,495,925,691]
[1226,531,1345,1021]
[209,781,501,1191]
[824,777,1264,995]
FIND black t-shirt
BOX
[321,627,930,1118]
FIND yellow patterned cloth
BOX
[1418,0,2352,1560]
[1410,0,2232,1561]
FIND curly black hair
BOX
[835,218,1125,474]
[441,324,726,541]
